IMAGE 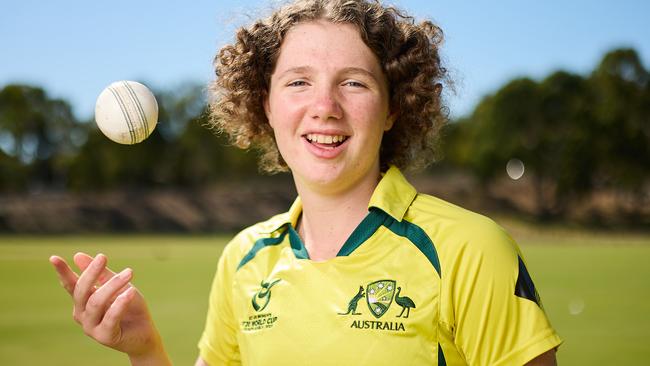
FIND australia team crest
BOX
[339,278,415,332]
[366,280,396,318]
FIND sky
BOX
[2,0,649,120]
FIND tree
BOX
[588,49,650,192]
[65,82,259,191]
[0,149,27,191]
[446,48,649,219]
[0,84,81,191]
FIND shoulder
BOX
[407,192,512,241]
[405,192,520,270]
[219,211,291,268]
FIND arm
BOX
[195,357,210,366]
[441,217,562,365]
[526,349,557,366]
[197,242,242,365]
[50,253,172,366]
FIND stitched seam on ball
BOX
[116,86,140,142]
[123,82,150,139]
[108,86,136,144]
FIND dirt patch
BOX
[1,173,647,233]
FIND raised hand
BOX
[49,253,172,365]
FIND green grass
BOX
[1,232,649,365]
[0,235,227,366]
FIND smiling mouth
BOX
[304,133,349,148]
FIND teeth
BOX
[307,134,347,144]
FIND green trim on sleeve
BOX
[438,344,447,366]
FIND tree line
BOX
[444,48,649,219]
[0,83,260,192]
[1,48,648,219]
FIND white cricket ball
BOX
[95,80,158,145]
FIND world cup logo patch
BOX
[242,278,282,332]
[252,278,281,312]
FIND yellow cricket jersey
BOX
[198,166,562,366]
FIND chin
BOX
[293,160,348,187]
[296,158,379,195]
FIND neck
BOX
[294,167,381,261]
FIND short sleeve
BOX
[441,217,562,366]
[198,241,242,366]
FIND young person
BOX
[50,1,562,365]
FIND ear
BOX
[384,111,398,132]
[263,92,273,128]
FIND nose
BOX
[309,86,343,121]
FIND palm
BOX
[98,288,156,354]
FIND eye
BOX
[287,80,308,87]
[342,80,366,88]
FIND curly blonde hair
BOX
[209,0,449,173]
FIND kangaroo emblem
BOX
[338,286,365,315]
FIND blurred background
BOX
[1,0,649,365]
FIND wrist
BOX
[127,336,172,366]
[128,350,172,366]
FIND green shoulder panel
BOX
[337,208,441,277]
[237,226,289,270]
[382,213,441,277]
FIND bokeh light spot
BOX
[568,298,585,315]
[506,158,525,180]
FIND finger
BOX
[73,254,108,312]
[74,252,116,285]
[49,255,79,296]
[75,253,132,300]
[100,286,137,335]
[77,252,136,308]
[85,268,133,326]
[73,252,93,270]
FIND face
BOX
[264,20,395,195]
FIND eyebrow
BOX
[340,67,379,81]
[276,66,312,79]
[276,66,380,82]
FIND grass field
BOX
[1,230,649,365]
